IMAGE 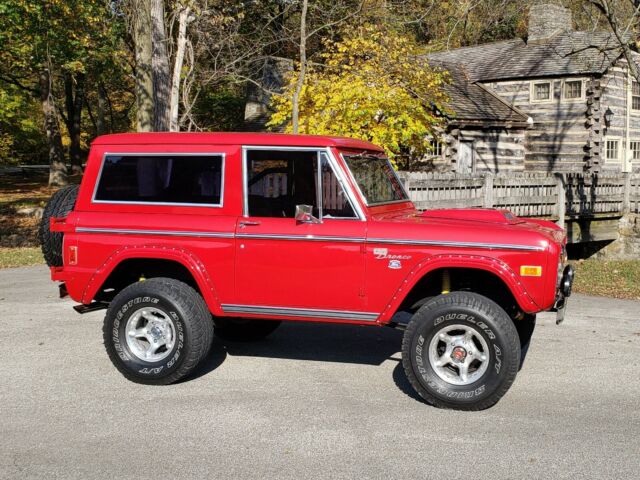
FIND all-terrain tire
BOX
[39,185,79,267]
[214,317,281,341]
[402,292,520,410]
[103,278,214,385]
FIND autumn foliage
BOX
[268,25,450,162]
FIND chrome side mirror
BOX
[295,204,321,224]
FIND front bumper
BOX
[552,265,575,324]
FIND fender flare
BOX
[81,244,223,315]
[377,253,540,323]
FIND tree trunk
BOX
[170,5,192,132]
[151,0,171,132]
[97,82,107,135]
[291,0,308,134]
[40,69,67,187]
[64,72,85,176]
[134,0,153,132]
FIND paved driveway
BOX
[1,265,639,479]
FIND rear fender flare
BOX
[81,245,223,315]
[377,253,540,323]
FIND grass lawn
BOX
[0,246,43,268]
[571,259,640,301]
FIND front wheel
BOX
[103,278,214,385]
[402,292,520,410]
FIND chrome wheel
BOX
[125,307,176,362]
[428,324,489,386]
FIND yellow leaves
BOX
[268,24,449,160]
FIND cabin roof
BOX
[428,31,633,83]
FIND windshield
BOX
[343,154,408,206]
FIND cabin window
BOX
[632,81,640,111]
[605,139,621,163]
[428,138,443,157]
[531,81,552,103]
[562,80,583,101]
[630,141,640,161]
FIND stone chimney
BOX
[528,2,573,42]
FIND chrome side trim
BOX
[92,152,226,208]
[367,238,545,251]
[236,233,364,243]
[221,304,379,321]
[75,227,541,250]
[76,227,234,239]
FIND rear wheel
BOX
[214,317,281,341]
[39,185,79,267]
[103,278,214,385]
[402,291,520,410]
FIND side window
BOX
[320,153,356,218]
[562,80,583,101]
[246,149,319,218]
[95,154,223,205]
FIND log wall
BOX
[485,78,592,172]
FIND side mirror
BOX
[295,204,321,224]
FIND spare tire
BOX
[39,185,79,267]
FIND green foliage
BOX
[268,24,450,162]
[192,88,246,132]
[0,85,47,164]
[0,0,133,166]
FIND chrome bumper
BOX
[552,265,575,325]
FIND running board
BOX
[73,302,108,314]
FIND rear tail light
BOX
[69,246,78,265]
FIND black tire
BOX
[402,292,520,410]
[103,277,214,385]
[39,185,79,267]
[214,317,281,342]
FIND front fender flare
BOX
[81,244,223,315]
[377,253,540,323]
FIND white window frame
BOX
[630,140,640,161]
[530,80,553,104]
[604,137,622,164]
[632,80,640,112]
[427,137,444,158]
[561,78,585,102]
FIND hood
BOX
[420,208,524,225]
[371,207,565,247]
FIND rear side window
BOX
[94,154,224,205]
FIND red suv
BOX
[41,132,573,410]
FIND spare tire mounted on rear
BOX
[39,185,79,267]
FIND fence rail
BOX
[397,172,640,221]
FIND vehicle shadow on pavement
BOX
[189,321,405,380]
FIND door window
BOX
[245,149,356,219]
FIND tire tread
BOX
[401,291,520,411]
[103,277,214,385]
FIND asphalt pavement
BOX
[1,265,639,479]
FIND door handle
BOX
[239,220,261,228]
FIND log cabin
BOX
[427,2,640,174]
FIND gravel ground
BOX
[1,265,639,479]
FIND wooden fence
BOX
[397,172,640,223]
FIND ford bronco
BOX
[41,132,574,410]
